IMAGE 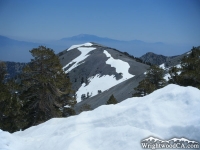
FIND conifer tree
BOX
[0,62,24,132]
[169,47,200,89]
[18,46,76,128]
[106,94,118,105]
[133,79,156,97]
[168,66,181,84]
[133,65,166,97]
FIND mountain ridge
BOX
[58,42,150,105]
[0,34,193,62]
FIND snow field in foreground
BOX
[1,84,200,150]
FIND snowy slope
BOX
[75,50,134,102]
[1,84,200,150]
[104,50,133,79]
[61,43,137,103]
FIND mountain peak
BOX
[61,34,100,41]
[75,34,98,38]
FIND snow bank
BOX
[1,84,200,150]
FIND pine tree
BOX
[106,94,118,105]
[146,65,166,89]
[133,65,166,97]
[133,79,156,97]
[18,46,76,128]
[168,66,181,84]
[0,62,24,132]
[169,47,200,89]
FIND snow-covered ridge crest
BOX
[67,42,93,51]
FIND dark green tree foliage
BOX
[133,65,166,97]
[106,94,118,105]
[133,79,156,97]
[19,46,76,128]
[169,47,200,89]
[0,62,23,132]
[168,66,181,84]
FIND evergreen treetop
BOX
[0,62,24,132]
[133,65,166,97]
[19,46,76,128]
[106,94,118,105]
[169,47,200,89]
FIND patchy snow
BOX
[159,63,165,69]
[164,73,171,81]
[177,71,181,75]
[75,51,134,102]
[176,64,181,68]
[104,50,134,79]
[63,47,96,73]
[187,51,192,55]
[67,42,93,51]
[1,84,200,150]
[76,74,128,102]
[160,63,182,81]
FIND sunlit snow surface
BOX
[104,50,133,79]
[1,84,200,150]
[76,50,134,102]
[159,63,165,69]
[67,42,93,51]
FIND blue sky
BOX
[0,0,200,45]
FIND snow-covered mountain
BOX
[1,84,200,150]
[58,42,149,110]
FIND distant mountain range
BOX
[0,34,193,62]
[0,35,39,62]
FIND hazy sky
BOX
[0,0,200,45]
